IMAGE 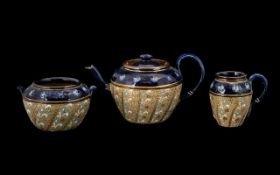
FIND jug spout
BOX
[85,65,109,90]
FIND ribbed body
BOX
[209,93,252,127]
[110,83,182,124]
[23,98,90,131]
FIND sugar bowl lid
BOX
[123,54,170,71]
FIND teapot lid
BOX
[111,54,182,87]
[123,54,170,71]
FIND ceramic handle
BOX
[176,53,205,100]
[17,86,25,95]
[85,65,110,91]
[89,85,97,95]
[140,54,153,61]
[249,73,268,104]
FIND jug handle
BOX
[176,53,205,100]
[244,73,268,119]
[249,73,268,104]
[17,86,25,95]
[85,65,110,91]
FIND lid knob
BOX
[140,54,153,61]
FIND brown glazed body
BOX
[18,77,96,131]
[209,94,252,127]
[110,82,182,124]
[22,97,91,131]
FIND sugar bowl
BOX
[18,77,96,131]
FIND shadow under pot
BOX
[17,77,96,132]
[209,71,268,128]
[86,53,205,124]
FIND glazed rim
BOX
[123,58,170,71]
[33,77,81,89]
[215,71,247,79]
[110,80,182,89]
[23,95,91,104]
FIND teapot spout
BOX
[85,65,109,90]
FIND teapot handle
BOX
[176,53,205,100]
[249,73,268,104]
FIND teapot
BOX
[86,53,205,124]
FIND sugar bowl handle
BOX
[17,86,25,95]
[176,53,205,100]
[249,73,268,104]
[89,85,97,95]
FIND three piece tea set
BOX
[17,53,268,131]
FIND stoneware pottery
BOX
[17,77,96,131]
[86,53,205,124]
[209,71,268,127]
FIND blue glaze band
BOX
[22,84,92,101]
[209,81,252,94]
[18,77,94,101]
[111,67,182,86]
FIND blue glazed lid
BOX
[22,77,92,102]
[123,54,170,71]
[111,54,182,87]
